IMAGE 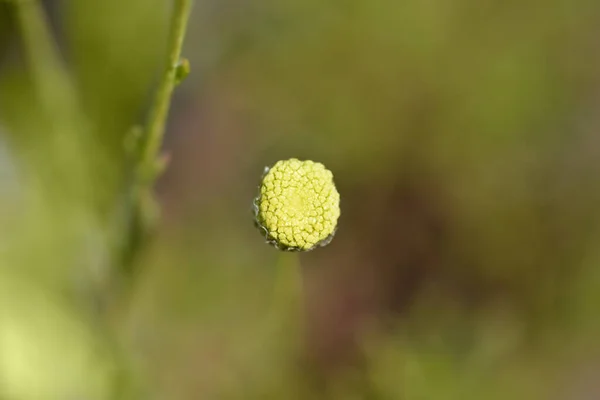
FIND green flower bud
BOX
[254,158,341,251]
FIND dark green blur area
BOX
[1,0,600,399]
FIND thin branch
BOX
[141,0,193,171]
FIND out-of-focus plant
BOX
[0,0,192,398]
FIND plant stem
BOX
[14,0,74,116]
[141,0,192,171]
[13,0,93,205]
[116,0,193,301]
[14,0,84,153]
[272,252,304,329]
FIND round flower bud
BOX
[254,158,341,251]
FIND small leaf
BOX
[123,125,143,156]
[154,152,172,176]
[138,191,160,233]
[174,58,190,85]
[136,152,171,184]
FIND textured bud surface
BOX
[254,159,340,251]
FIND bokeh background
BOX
[1,0,600,399]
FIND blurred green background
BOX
[1,0,600,399]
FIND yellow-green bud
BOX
[254,159,341,251]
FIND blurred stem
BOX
[13,0,93,207]
[272,253,304,330]
[13,0,78,132]
[117,0,193,300]
[140,0,192,172]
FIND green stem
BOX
[115,0,193,310]
[272,252,304,328]
[141,0,192,170]
[14,0,78,130]
[13,0,94,207]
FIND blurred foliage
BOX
[1,0,600,399]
